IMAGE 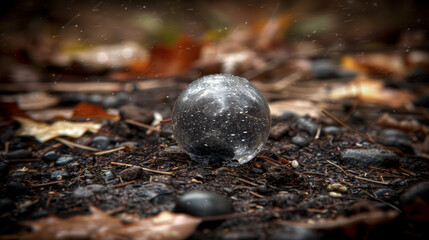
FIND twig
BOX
[249,191,265,198]
[398,167,416,176]
[30,180,65,187]
[353,175,389,185]
[110,162,173,175]
[114,180,136,187]
[125,119,160,132]
[326,160,350,176]
[56,137,100,151]
[237,177,259,187]
[321,109,407,156]
[94,146,126,156]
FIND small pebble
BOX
[73,184,106,198]
[257,185,269,194]
[50,170,70,181]
[119,141,139,149]
[323,126,340,136]
[291,136,309,147]
[102,95,119,109]
[297,118,318,136]
[6,149,32,159]
[374,188,397,201]
[55,155,75,166]
[87,94,103,104]
[175,190,233,217]
[42,151,61,162]
[268,226,319,240]
[102,170,115,181]
[136,183,172,200]
[119,167,143,181]
[327,183,347,193]
[329,192,343,198]
[250,168,263,174]
[340,148,399,167]
[91,136,110,150]
[291,160,299,169]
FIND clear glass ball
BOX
[172,74,271,165]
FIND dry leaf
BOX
[330,75,415,107]
[375,113,427,133]
[341,53,407,77]
[15,116,102,142]
[17,92,59,110]
[132,35,202,77]
[269,100,324,118]
[23,207,201,240]
[73,102,117,120]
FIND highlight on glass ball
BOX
[172,74,271,165]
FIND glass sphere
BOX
[172,74,271,165]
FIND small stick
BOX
[237,177,259,187]
[114,180,136,187]
[30,180,65,187]
[353,175,389,185]
[161,119,172,123]
[94,146,126,156]
[56,137,100,151]
[398,167,416,176]
[110,162,173,175]
[326,160,350,176]
[249,191,265,198]
[125,119,160,132]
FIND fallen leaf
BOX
[341,53,407,77]
[17,92,59,110]
[330,75,415,107]
[132,35,202,77]
[22,207,201,240]
[269,100,324,118]
[72,102,117,120]
[375,113,427,133]
[14,116,102,142]
[0,102,28,120]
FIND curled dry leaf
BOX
[14,116,102,142]
[22,207,201,240]
[375,113,427,133]
[329,75,415,108]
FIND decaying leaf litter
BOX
[1,1,429,239]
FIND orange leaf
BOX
[132,35,202,77]
[72,102,115,119]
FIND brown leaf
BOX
[375,113,427,133]
[133,35,202,77]
[72,102,116,120]
[23,207,201,240]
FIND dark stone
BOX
[102,95,119,109]
[268,226,319,240]
[102,170,115,181]
[6,149,31,159]
[374,188,398,201]
[291,136,309,147]
[120,105,154,124]
[340,148,400,167]
[5,182,29,197]
[60,92,87,105]
[50,170,70,181]
[87,94,103,104]
[0,198,15,214]
[415,93,429,109]
[136,183,173,200]
[401,181,429,221]
[56,155,75,166]
[256,185,269,194]
[175,190,233,217]
[278,111,300,121]
[119,167,143,181]
[380,129,408,139]
[297,118,318,136]
[311,59,339,80]
[0,161,9,179]
[73,184,106,198]
[323,126,340,136]
[250,168,263,174]
[91,135,110,150]
[42,151,61,162]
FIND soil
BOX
[1,78,429,240]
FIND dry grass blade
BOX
[56,137,100,151]
[110,162,173,175]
